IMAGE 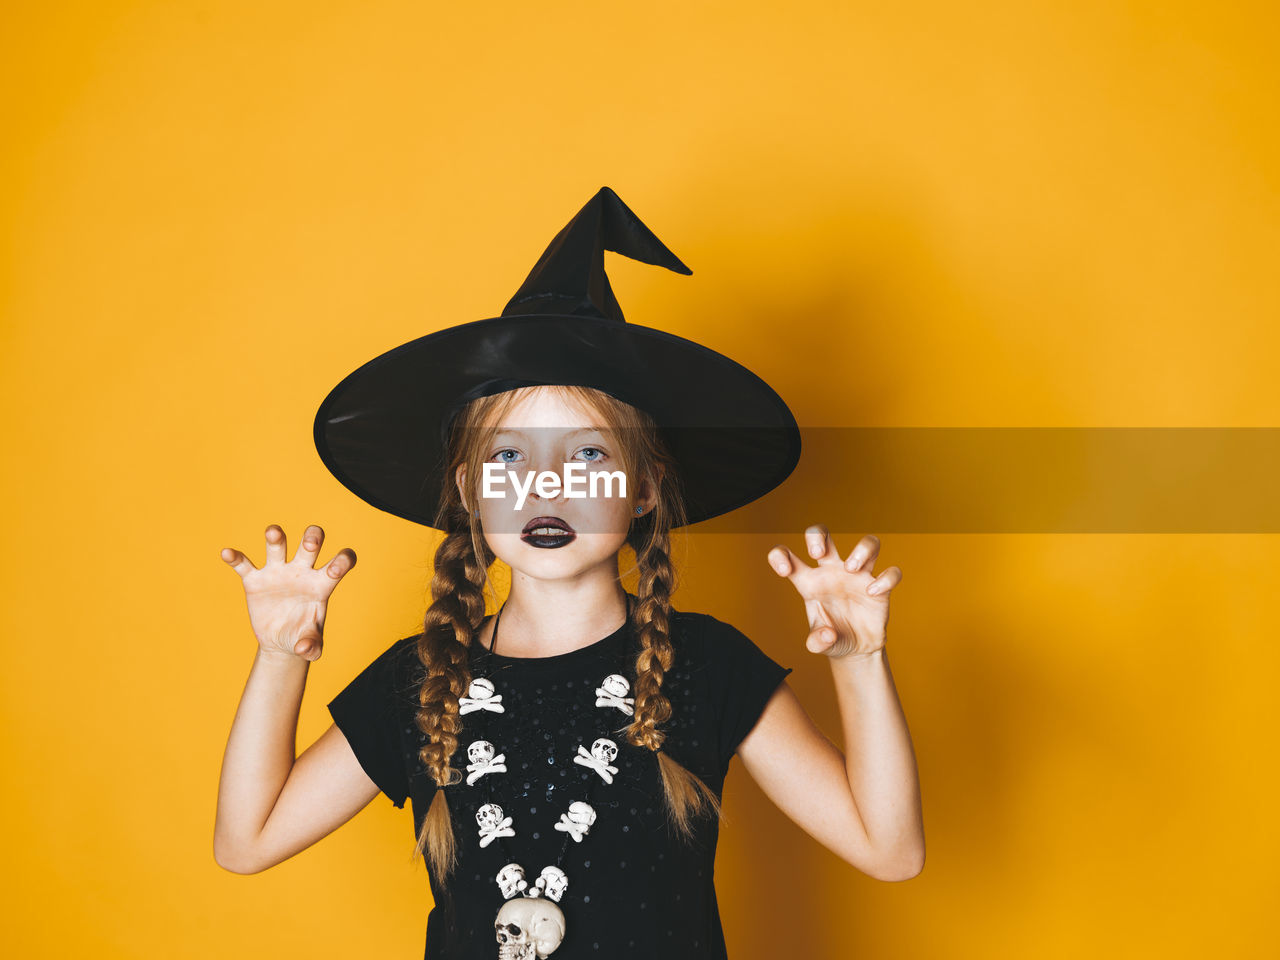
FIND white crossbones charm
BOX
[459,677,505,715]
[573,738,619,784]
[595,674,634,715]
[476,802,515,848]
[553,801,596,842]
[465,739,507,786]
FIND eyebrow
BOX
[490,427,607,439]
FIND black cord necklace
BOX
[463,597,636,959]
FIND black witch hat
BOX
[313,186,800,527]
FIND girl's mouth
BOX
[520,516,577,549]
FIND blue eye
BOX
[576,447,606,462]
[492,448,522,463]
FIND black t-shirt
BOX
[327,599,792,959]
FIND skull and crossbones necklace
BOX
[467,599,635,959]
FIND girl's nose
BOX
[527,457,564,503]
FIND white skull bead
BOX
[590,738,618,764]
[468,677,497,700]
[565,801,596,827]
[600,674,630,698]
[495,862,528,899]
[536,865,569,903]
[477,802,505,830]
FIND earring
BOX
[635,506,644,515]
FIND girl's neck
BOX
[479,579,630,658]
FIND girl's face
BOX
[456,387,653,584]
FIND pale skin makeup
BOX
[455,388,659,656]
[213,386,924,883]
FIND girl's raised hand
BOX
[220,524,357,662]
[767,526,902,659]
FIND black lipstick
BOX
[520,516,577,549]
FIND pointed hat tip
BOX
[593,185,693,276]
[501,185,694,321]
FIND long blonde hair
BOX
[410,384,723,883]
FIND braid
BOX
[626,526,723,838]
[627,539,675,750]
[411,503,493,882]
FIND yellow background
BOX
[3,1,1278,956]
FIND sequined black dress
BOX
[327,600,792,959]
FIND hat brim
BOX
[313,314,801,528]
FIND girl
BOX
[214,188,923,959]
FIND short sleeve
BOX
[327,638,414,809]
[702,616,793,770]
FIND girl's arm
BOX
[213,650,380,873]
[736,651,924,881]
[735,527,924,881]
[213,523,379,873]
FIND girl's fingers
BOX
[806,624,838,654]
[293,632,323,661]
[866,565,902,596]
[220,547,258,579]
[323,548,358,583]
[804,524,841,564]
[264,524,287,565]
[766,544,807,579]
[845,534,881,573]
[294,525,325,566]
